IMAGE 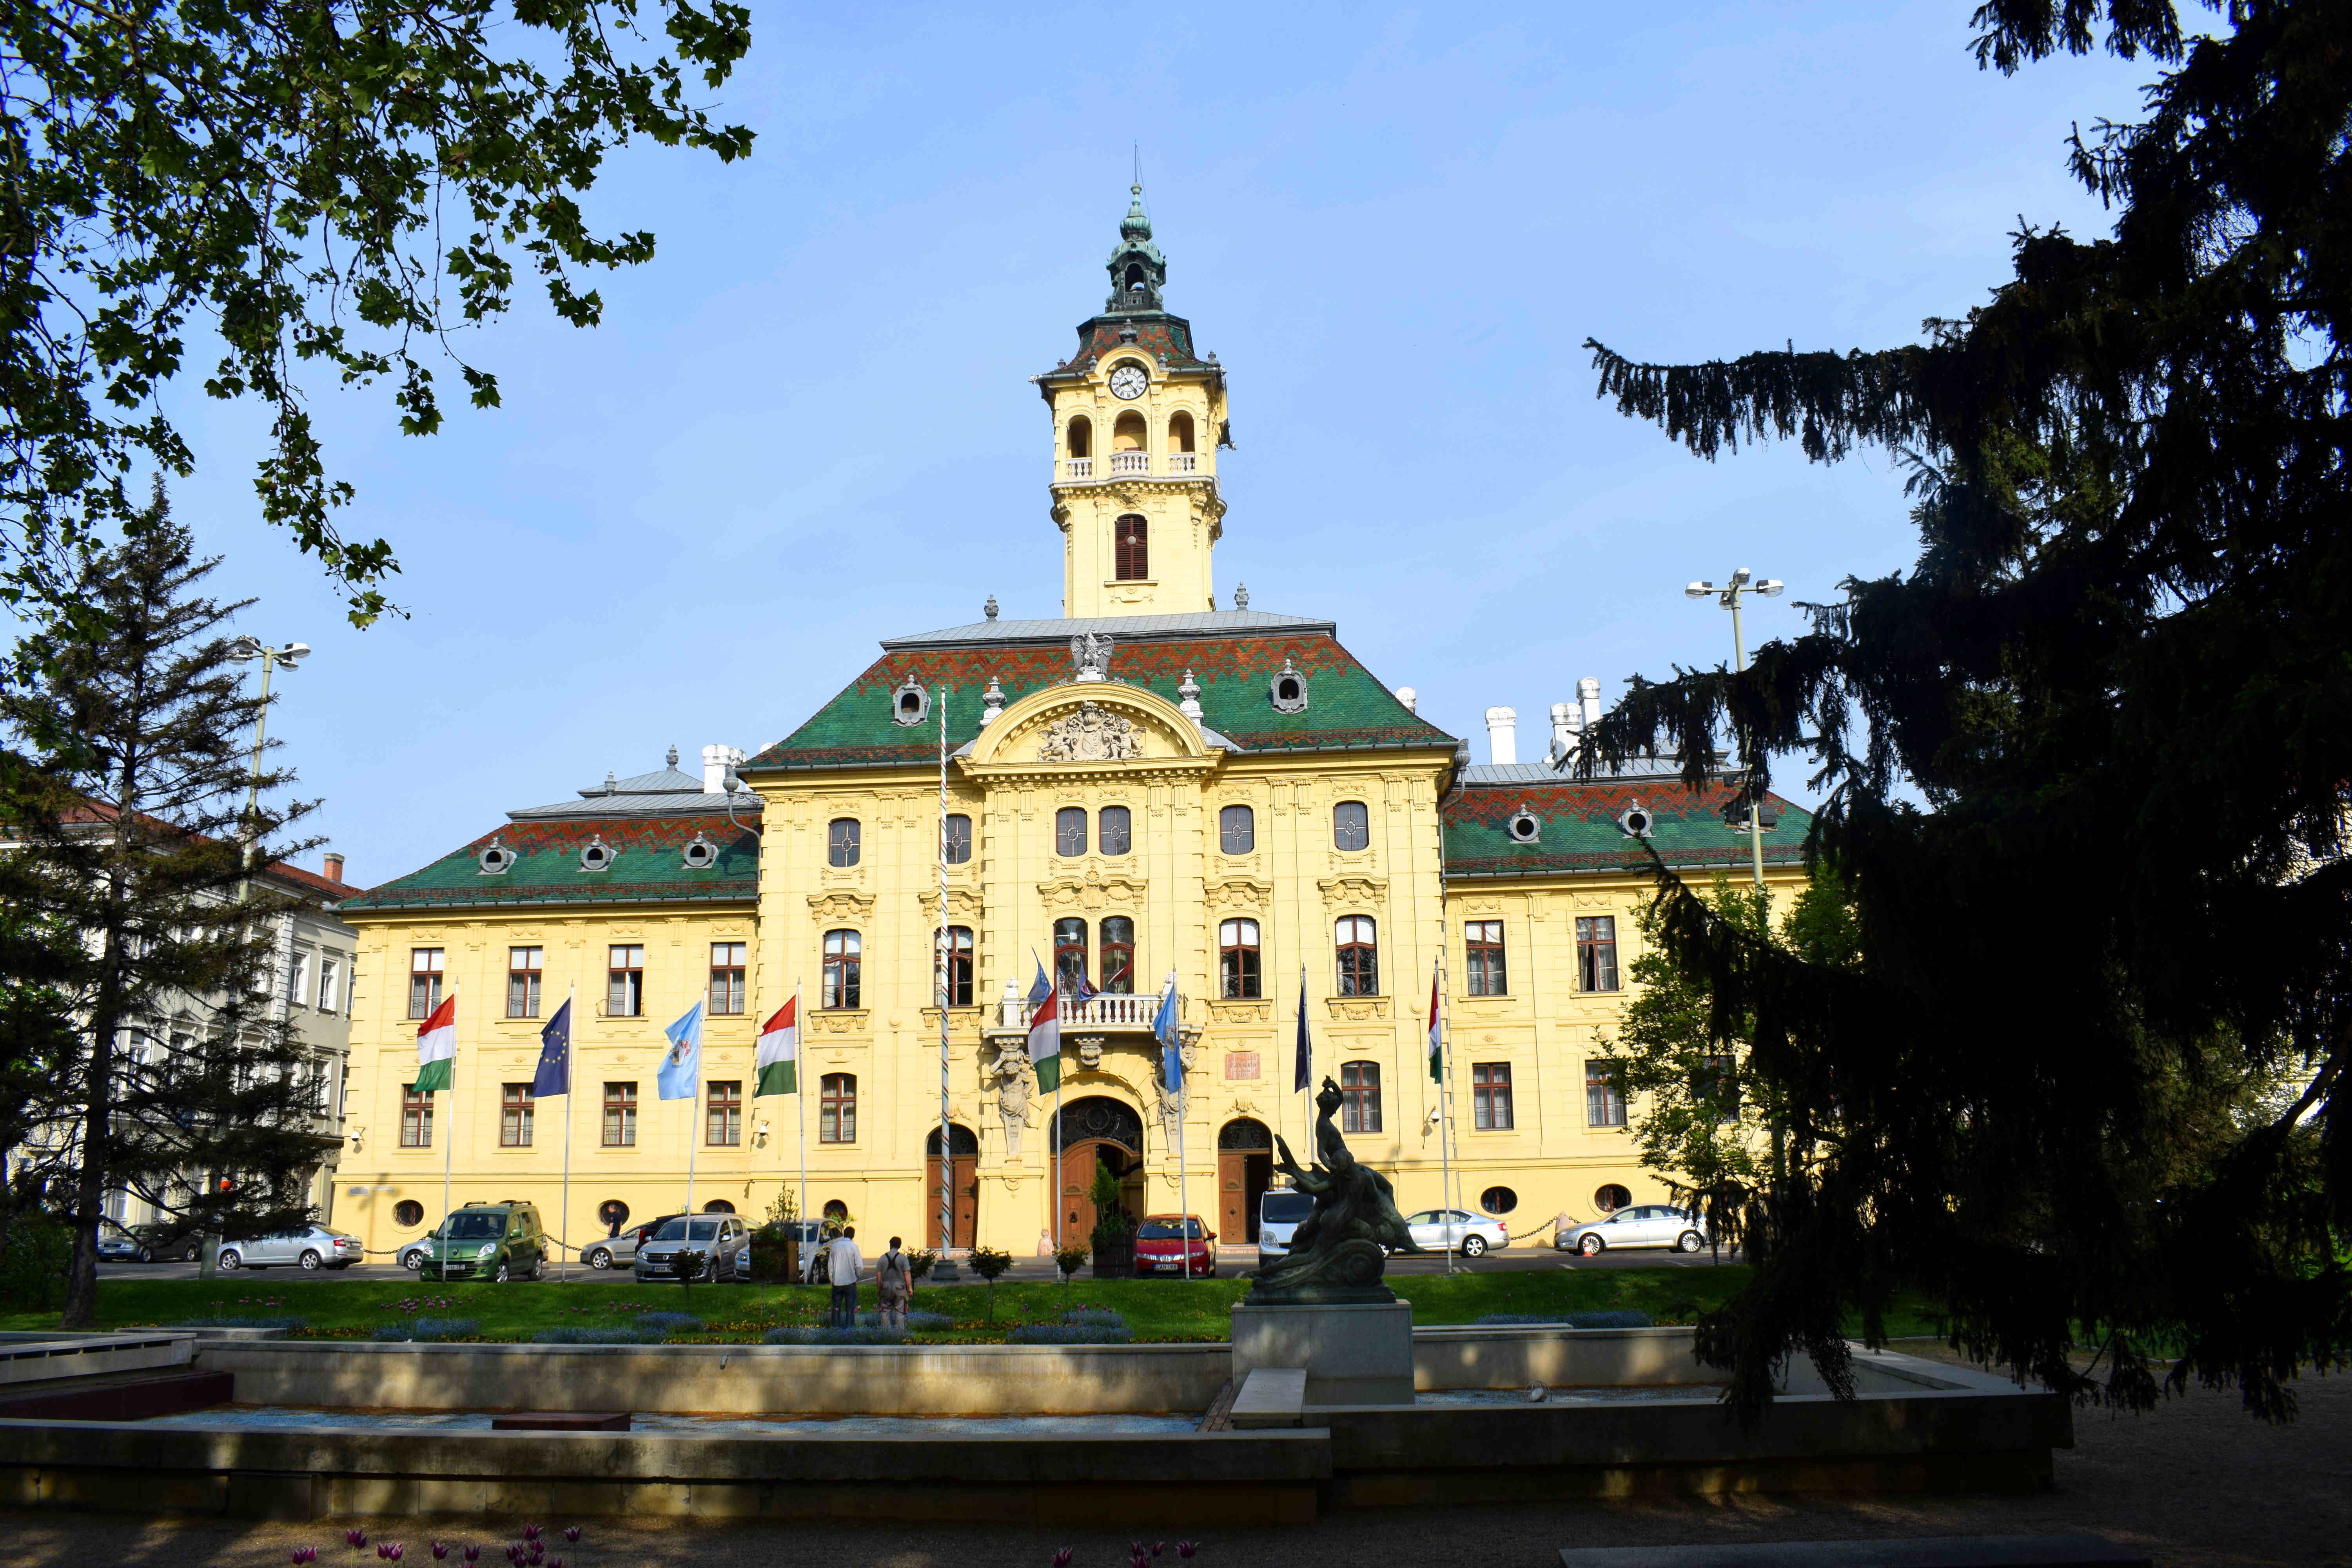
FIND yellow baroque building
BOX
[334,187,1810,1263]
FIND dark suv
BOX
[399,1201,547,1281]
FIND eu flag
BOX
[1293,968,1310,1093]
[532,999,571,1097]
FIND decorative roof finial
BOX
[666,744,679,768]
[1178,668,1203,725]
[603,770,618,795]
[984,594,999,622]
[981,675,1006,727]
[1232,582,1250,611]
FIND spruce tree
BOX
[1578,0,2350,1417]
[0,486,330,1327]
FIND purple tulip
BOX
[293,1549,317,1564]
[1153,1548,1166,1559]
[562,1529,580,1545]
[522,1528,541,1544]
[1176,1547,1198,1561]
[430,1547,448,1562]
[548,1557,565,1568]
[463,1551,480,1565]
[347,1532,368,1550]
[1052,1552,1074,1568]
[386,1547,405,1564]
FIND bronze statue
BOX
[1245,1075,1419,1304]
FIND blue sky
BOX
[168,1,2157,887]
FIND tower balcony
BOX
[1109,450,1151,475]
[985,989,1184,1036]
[1066,457,1093,479]
[1061,454,1207,481]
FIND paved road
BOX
[98,1242,1741,1286]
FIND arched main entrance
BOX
[1051,1096,1145,1247]
[925,1123,980,1249]
[1217,1118,1273,1242]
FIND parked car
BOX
[1257,1188,1314,1268]
[216,1224,366,1271]
[397,1201,547,1280]
[578,1212,685,1271]
[1555,1204,1710,1256]
[1132,1214,1216,1278]
[128,1222,205,1263]
[1398,1209,1510,1258]
[633,1214,753,1283]
[95,1221,140,1263]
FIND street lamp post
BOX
[205,636,307,1280]
[1684,570,1781,889]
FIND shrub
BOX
[1060,1307,1127,1328]
[1472,1310,1653,1329]
[372,1317,481,1343]
[530,1326,670,1345]
[631,1311,704,1334]
[906,1247,938,1281]
[1053,1242,1090,1278]
[1009,1322,1133,1345]
[167,1315,307,1330]
[0,1223,71,1312]
[761,1324,906,1345]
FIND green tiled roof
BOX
[1443,780,1813,877]
[746,631,1455,772]
[342,814,759,912]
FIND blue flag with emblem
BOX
[532,998,571,1098]
[657,1002,703,1100]
[1154,972,1182,1092]
[1027,953,1053,1011]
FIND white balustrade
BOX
[993,991,1181,1030]
[1065,457,1093,479]
[1109,450,1150,475]
[1169,453,1198,473]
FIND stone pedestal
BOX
[1230,1298,1414,1407]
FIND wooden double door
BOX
[926,1123,978,1249]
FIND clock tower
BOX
[1036,183,1229,618]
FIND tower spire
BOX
[1108,171,1163,309]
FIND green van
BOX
[399,1200,546,1281]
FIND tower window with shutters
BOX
[1114,515,1149,580]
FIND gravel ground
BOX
[0,1352,2343,1568]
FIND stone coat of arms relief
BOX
[1036,701,1145,763]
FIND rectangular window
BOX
[706,1080,742,1146]
[943,813,973,865]
[709,942,746,1015]
[608,944,645,1017]
[1576,916,1620,993]
[1219,804,1255,855]
[1336,915,1379,996]
[1099,916,1135,994]
[828,818,861,867]
[822,930,862,1009]
[1332,800,1370,852]
[408,949,445,1020]
[400,1084,433,1147]
[1586,1059,1626,1127]
[317,957,341,1014]
[943,926,974,1007]
[603,1082,638,1147]
[290,952,310,1008]
[1220,918,1262,1000]
[1340,1061,1382,1135]
[501,1083,535,1147]
[1055,806,1087,857]
[1465,921,1508,997]
[1114,514,1149,580]
[1472,1061,1514,1130]
[1053,916,1089,993]
[1098,805,1132,856]
[507,947,543,1019]
[819,1073,856,1144]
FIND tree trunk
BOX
[60,1007,115,1329]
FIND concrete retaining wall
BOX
[0,1331,194,1387]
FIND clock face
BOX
[1108,363,1149,400]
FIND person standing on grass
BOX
[826,1225,864,1328]
[876,1235,914,1333]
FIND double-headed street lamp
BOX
[1685,569,1781,889]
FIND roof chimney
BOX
[1483,706,1518,767]
[702,744,746,795]
[1395,686,1417,715]
[1578,677,1603,735]
[322,851,345,885]
[1549,702,1580,763]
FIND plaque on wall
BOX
[1224,1051,1261,1080]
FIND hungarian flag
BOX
[756,996,799,1096]
[1428,964,1444,1083]
[1029,988,1063,1092]
[414,995,456,1093]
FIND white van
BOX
[1258,1187,1315,1267]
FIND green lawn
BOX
[0,1267,1945,1343]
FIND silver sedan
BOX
[578,1213,685,1271]
[1557,1204,1711,1256]
[1399,1208,1510,1258]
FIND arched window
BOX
[819,1074,856,1144]
[1098,805,1132,856]
[944,813,972,864]
[1219,804,1255,855]
[1055,806,1087,857]
[1220,918,1261,1000]
[701,1199,736,1214]
[943,926,974,1007]
[1099,917,1135,994]
[1065,416,1092,457]
[1114,515,1148,581]
[1340,1061,1382,1134]
[1170,410,1196,453]
[1593,1183,1632,1214]
[1332,800,1370,852]
[1053,917,1089,992]
[821,930,861,1009]
[1336,916,1379,996]
[822,1198,849,1221]
[1112,410,1147,451]
[1125,263,1149,294]
[827,818,860,867]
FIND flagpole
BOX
[794,980,807,1260]
[440,983,457,1284]
[559,984,574,1283]
[933,683,960,1279]
[1437,929,1455,1276]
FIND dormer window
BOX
[1507,805,1542,844]
[891,677,930,728]
[1617,802,1654,839]
[579,835,615,871]
[681,833,719,869]
[1269,658,1308,714]
[477,838,515,875]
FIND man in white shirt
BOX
[826,1226,864,1328]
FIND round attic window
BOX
[1617,803,1654,839]
[1268,657,1308,715]
[579,835,615,871]
[1506,806,1541,844]
[477,839,515,875]
[891,677,930,728]
[681,834,718,869]
[1479,1186,1518,1216]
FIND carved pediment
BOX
[1038,865,1147,911]
[807,891,875,922]
[1205,877,1271,913]
[1035,701,1144,763]
[1318,875,1388,908]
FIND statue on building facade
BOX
[1244,1076,1419,1305]
[1036,701,1144,763]
[986,1042,1034,1158]
[1070,630,1113,682]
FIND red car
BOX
[1131,1214,1217,1278]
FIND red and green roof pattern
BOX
[1443,779,1813,877]
[1053,315,1209,376]
[744,631,1454,771]
[340,815,759,912]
